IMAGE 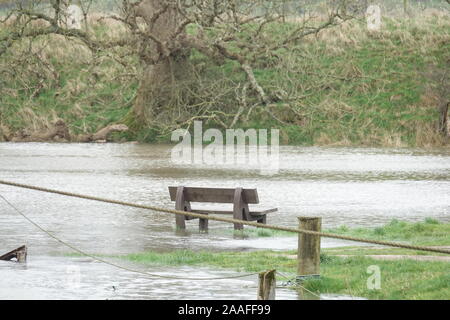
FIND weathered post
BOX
[0,245,27,263]
[16,246,27,263]
[257,270,276,300]
[297,217,321,280]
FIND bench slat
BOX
[169,187,259,204]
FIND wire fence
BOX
[1,178,449,300]
[1,179,449,255]
[0,192,260,281]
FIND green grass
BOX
[124,250,295,272]
[326,219,450,246]
[61,218,450,300]
[119,249,450,300]
[217,219,450,247]
[305,255,450,300]
[117,218,450,299]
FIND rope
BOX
[0,193,259,281]
[1,179,449,255]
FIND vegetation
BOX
[0,1,449,146]
[62,220,449,299]
[116,219,450,300]
[120,249,450,300]
[325,218,450,246]
[222,219,450,247]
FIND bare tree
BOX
[1,0,357,130]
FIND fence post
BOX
[16,246,27,263]
[0,245,27,263]
[297,217,321,280]
[257,270,276,300]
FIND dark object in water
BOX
[0,245,27,263]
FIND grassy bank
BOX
[325,218,450,246]
[122,250,449,300]
[118,219,450,300]
[226,218,450,247]
[1,9,449,146]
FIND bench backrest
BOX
[168,187,259,204]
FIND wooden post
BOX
[16,246,27,263]
[257,270,276,300]
[0,245,27,263]
[199,214,208,233]
[297,217,321,278]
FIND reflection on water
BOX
[0,143,449,299]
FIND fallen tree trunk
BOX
[32,119,71,142]
[78,124,129,142]
[93,124,129,141]
[6,122,128,143]
[10,119,71,142]
[0,245,27,263]
[0,125,12,141]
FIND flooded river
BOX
[0,143,449,299]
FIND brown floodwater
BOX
[0,143,449,299]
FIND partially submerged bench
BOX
[168,186,277,231]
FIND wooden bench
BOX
[168,186,277,231]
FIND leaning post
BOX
[16,246,27,263]
[257,270,276,300]
[297,217,322,281]
[0,245,27,263]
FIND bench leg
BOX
[176,214,186,230]
[234,222,244,230]
[233,209,244,230]
[257,215,267,225]
[175,186,189,230]
[199,216,208,233]
[233,188,247,230]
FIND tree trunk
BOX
[132,0,190,123]
[438,102,449,136]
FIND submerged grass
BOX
[218,219,450,247]
[120,249,450,300]
[63,218,450,299]
[118,219,450,300]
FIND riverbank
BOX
[119,220,450,300]
[225,218,450,246]
[1,11,449,147]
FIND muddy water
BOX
[0,143,449,299]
